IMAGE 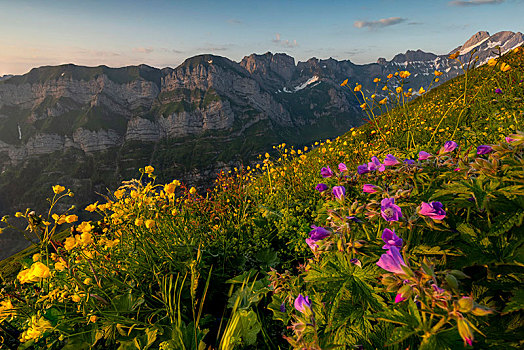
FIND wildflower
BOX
[381,198,402,222]
[387,74,393,79]
[383,154,400,166]
[396,86,402,94]
[476,145,493,155]
[65,215,78,224]
[434,70,443,76]
[379,97,387,104]
[19,316,53,343]
[449,51,460,59]
[399,71,411,79]
[134,218,144,226]
[487,58,497,66]
[320,166,333,178]
[294,294,312,314]
[418,87,426,94]
[382,86,388,91]
[315,183,328,192]
[457,317,475,347]
[382,228,403,250]
[500,62,511,72]
[404,159,415,165]
[354,84,362,92]
[332,186,346,200]
[371,94,376,99]
[360,103,366,109]
[441,141,458,154]
[395,293,407,303]
[363,184,378,193]
[32,253,41,262]
[144,165,154,174]
[306,238,318,251]
[434,78,439,82]
[17,262,50,284]
[418,151,432,160]
[505,135,517,143]
[85,202,98,212]
[338,163,347,172]
[376,246,406,274]
[280,303,286,312]
[189,187,197,194]
[494,88,502,94]
[145,219,155,229]
[0,299,15,322]
[64,236,77,251]
[53,185,66,194]
[368,156,385,172]
[357,164,369,175]
[309,225,331,241]
[373,78,380,83]
[350,258,362,268]
[418,201,446,220]
[89,315,98,323]
[340,79,348,87]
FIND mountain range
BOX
[0,30,522,259]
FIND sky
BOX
[1,0,523,76]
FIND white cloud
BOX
[449,0,504,6]
[272,33,298,48]
[354,17,406,30]
[133,47,154,54]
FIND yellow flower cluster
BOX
[19,315,53,343]
[0,299,15,322]
[17,262,50,284]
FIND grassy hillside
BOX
[0,47,522,349]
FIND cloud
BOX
[354,17,406,30]
[133,47,154,54]
[449,0,504,6]
[227,19,242,25]
[272,33,298,48]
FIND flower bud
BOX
[445,274,459,291]
[457,297,473,313]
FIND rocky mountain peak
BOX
[391,49,437,63]
[461,31,490,50]
[240,52,296,81]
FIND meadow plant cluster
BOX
[0,47,523,349]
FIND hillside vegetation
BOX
[0,47,523,349]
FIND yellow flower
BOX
[449,51,460,59]
[19,316,52,343]
[387,74,393,79]
[15,212,24,218]
[65,215,78,224]
[79,232,93,246]
[513,46,522,53]
[419,87,426,94]
[394,72,398,76]
[379,97,387,105]
[144,166,154,174]
[0,299,15,322]
[189,187,197,195]
[85,202,98,212]
[396,87,403,93]
[435,78,439,82]
[145,219,155,229]
[371,94,376,99]
[340,78,348,86]
[434,70,443,76]
[52,185,66,194]
[171,209,178,216]
[164,183,176,194]
[114,189,125,199]
[77,221,93,234]
[135,218,144,226]
[64,236,77,251]
[32,253,41,262]
[382,85,388,91]
[55,260,67,271]
[17,262,50,284]
[89,315,98,323]
[487,58,497,66]
[360,103,366,109]
[354,84,362,92]
[399,71,411,79]
[71,294,81,303]
[500,63,511,72]
[373,78,380,83]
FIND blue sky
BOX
[1,0,523,75]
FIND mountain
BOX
[0,30,522,259]
[0,75,13,82]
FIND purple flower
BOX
[381,197,403,222]
[404,159,415,165]
[320,167,333,178]
[315,183,328,192]
[418,151,432,160]
[306,238,318,251]
[383,154,400,166]
[309,225,331,241]
[363,184,378,193]
[395,293,407,303]
[368,156,385,172]
[418,201,446,220]
[494,88,502,94]
[350,258,362,268]
[477,145,492,155]
[505,136,516,143]
[432,284,445,294]
[357,164,369,175]
[381,228,403,250]
[338,163,347,172]
[280,303,286,312]
[294,294,312,314]
[332,186,346,200]
[376,246,406,274]
[346,216,363,223]
[441,141,458,153]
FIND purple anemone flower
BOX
[418,151,432,160]
[382,228,403,250]
[381,197,403,222]
[320,167,333,178]
[441,141,458,153]
[384,154,400,166]
[505,136,517,143]
[350,258,362,268]
[332,186,346,200]
[395,293,407,303]
[294,294,312,314]
[376,246,406,274]
[476,145,492,155]
[494,88,502,94]
[404,159,415,165]
[363,184,378,193]
[357,164,370,175]
[418,201,446,220]
[368,156,385,172]
[338,163,348,172]
[309,225,331,241]
[315,183,328,192]
[306,238,318,251]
